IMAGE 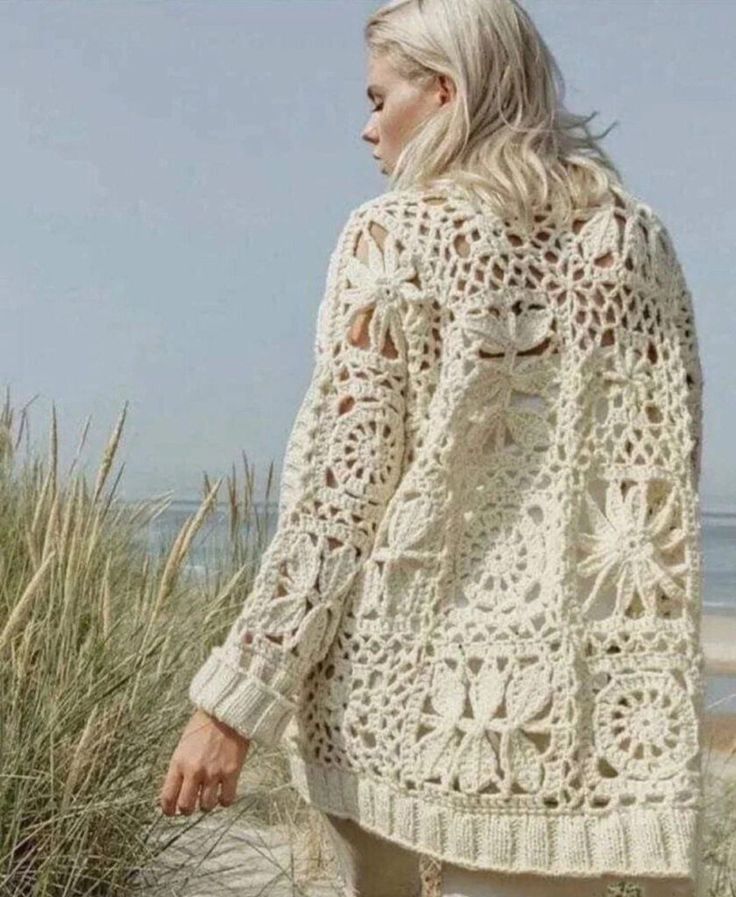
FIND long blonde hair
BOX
[364,0,625,227]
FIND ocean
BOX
[136,501,736,715]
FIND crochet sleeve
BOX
[188,199,429,748]
[657,221,704,485]
[674,271,704,487]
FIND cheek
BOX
[382,103,415,143]
[383,95,430,145]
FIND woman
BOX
[160,2,705,896]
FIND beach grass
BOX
[0,391,333,896]
[0,389,734,896]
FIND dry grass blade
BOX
[91,402,128,506]
[28,461,55,566]
[101,556,112,640]
[67,413,92,479]
[155,477,223,611]
[49,402,58,491]
[60,703,100,816]
[200,561,251,631]
[0,550,56,654]
[41,490,61,560]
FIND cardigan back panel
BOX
[188,182,706,882]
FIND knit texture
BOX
[188,182,706,882]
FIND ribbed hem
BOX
[188,646,296,749]
[286,749,699,881]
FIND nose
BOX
[361,116,378,146]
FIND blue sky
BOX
[1,0,733,511]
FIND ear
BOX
[436,73,456,105]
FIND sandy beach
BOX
[702,612,736,769]
[703,612,736,676]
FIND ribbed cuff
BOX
[188,645,296,749]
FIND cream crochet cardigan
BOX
[189,182,706,883]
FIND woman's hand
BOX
[158,708,251,816]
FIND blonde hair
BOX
[364,0,625,228]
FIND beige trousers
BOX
[322,812,697,897]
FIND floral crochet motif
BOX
[411,651,554,795]
[576,478,688,621]
[340,230,431,359]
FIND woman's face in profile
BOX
[361,50,454,176]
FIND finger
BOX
[219,772,239,807]
[199,776,221,812]
[159,764,183,817]
[176,767,204,815]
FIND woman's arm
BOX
[188,195,435,749]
